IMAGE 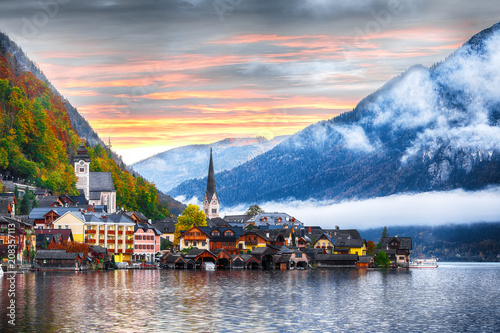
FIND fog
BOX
[178,187,500,229]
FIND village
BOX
[0,145,412,272]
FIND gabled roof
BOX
[380,237,412,250]
[153,221,176,234]
[89,172,115,192]
[89,245,108,254]
[335,239,366,248]
[35,250,84,260]
[223,215,252,223]
[252,212,302,226]
[207,217,230,227]
[35,229,74,242]
[135,223,162,235]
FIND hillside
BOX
[170,22,500,207]
[132,136,289,193]
[0,32,169,219]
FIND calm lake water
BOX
[1,262,499,332]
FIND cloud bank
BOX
[215,187,500,229]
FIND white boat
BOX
[409,258,438,268]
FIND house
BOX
[204,226,243,254]
[251,212,303,228]
[29,207,87,229]
[0,193,17,218]
[34,249,86,270]
[316,254,359,268]
[334,239,367,256]
[88,245,109,263]
[133,223,162,262]
[377,236,412,267]
[52,211,86,242]
[35,229,74,249]
[251,246,278,270]
[179,226,211,251]
[0,215,27,262]
[236,230,272,252]
[274,248,309,270]
[297,235,311,249]
[82,212,136,263]
[153,218,177,243]
[313,233,336,251]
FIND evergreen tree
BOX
[20,192,31,215]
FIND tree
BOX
[366,240,376,255]
[20,192,31,215]
[173,204,207,246]
[42,237,48,249]
[245,204,264,216]
[374,251,391,268]
[160,238,172,250]
[376,226,389,249]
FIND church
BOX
[203,147,219,218]
[74,144,117,213]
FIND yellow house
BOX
[236,231,271,252]
[52,211,86,242]
[313,234,335,250]
[334,239,367,256]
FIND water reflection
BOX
[1,264,500,332]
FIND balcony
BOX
[87,239,96,244]
[125,249,133,254]
[99,239,105,244]
[107,230,116,234]
[107,249,115,253]
[126,231,134,235]
[125,240,134,244]
[99,230,105,235]
[245,240,258,245]
[85,230,96,234]
[117,249,123,254]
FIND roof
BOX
[35,250,84,260]
[207,217,230,227]
[89,172,115,192]
[35,229,74,243]
[335,239,366,248]
[74,143,91,162]
[358,255,374,263]
[316,254,359,261]
[380,237,412,250]
[253,212,303,226]
[201,226,244,241]
[37,196,61,208]
[223,215,252,223]
[29,207,84,220]
[82,212,135,224]
[89,245,108,254]
[135,223,162,235]
[153,221,176,234]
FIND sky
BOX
[0,0,498,164]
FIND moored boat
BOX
[409,258,438,268]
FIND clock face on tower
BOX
[79,160,84,165]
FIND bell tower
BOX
[74,143,91,199]
[203,146,219,218]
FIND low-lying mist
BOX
[176,187,500,229]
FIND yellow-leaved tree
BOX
[173,204,207,246]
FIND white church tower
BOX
[74,143,91,199]
[203,147,219,219]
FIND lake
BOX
[1,262,499,332]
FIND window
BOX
[224,230,234,237]
[212,231,220,236]
[212,209,217,214]
[238,244,242,249]
[58,225,61,229]
[193,241,197,246]
[79,167,85,173]
[296,253,302,258]
[202,241,206,246]
[184,241,188,247]
[165,236,169,241]
[65,225,69,229]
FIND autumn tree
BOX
[173,204,207,246]
[245,204,264,216]
[366,240,376,255]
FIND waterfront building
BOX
[203,147,220,219]
[376,236,412,267]
[52,211,86,242]
[334,239,367,256]
[133,223,162,262]
[153,217,177,243]
[179,226,211,251]
[236,230,272,252]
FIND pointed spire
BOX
[206,146,216,196]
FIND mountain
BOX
[131,136,289,193]
[170,22,500,207]
[360,223,500,262]
[0,32,171,219]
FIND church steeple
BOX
[203,146,219,218]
